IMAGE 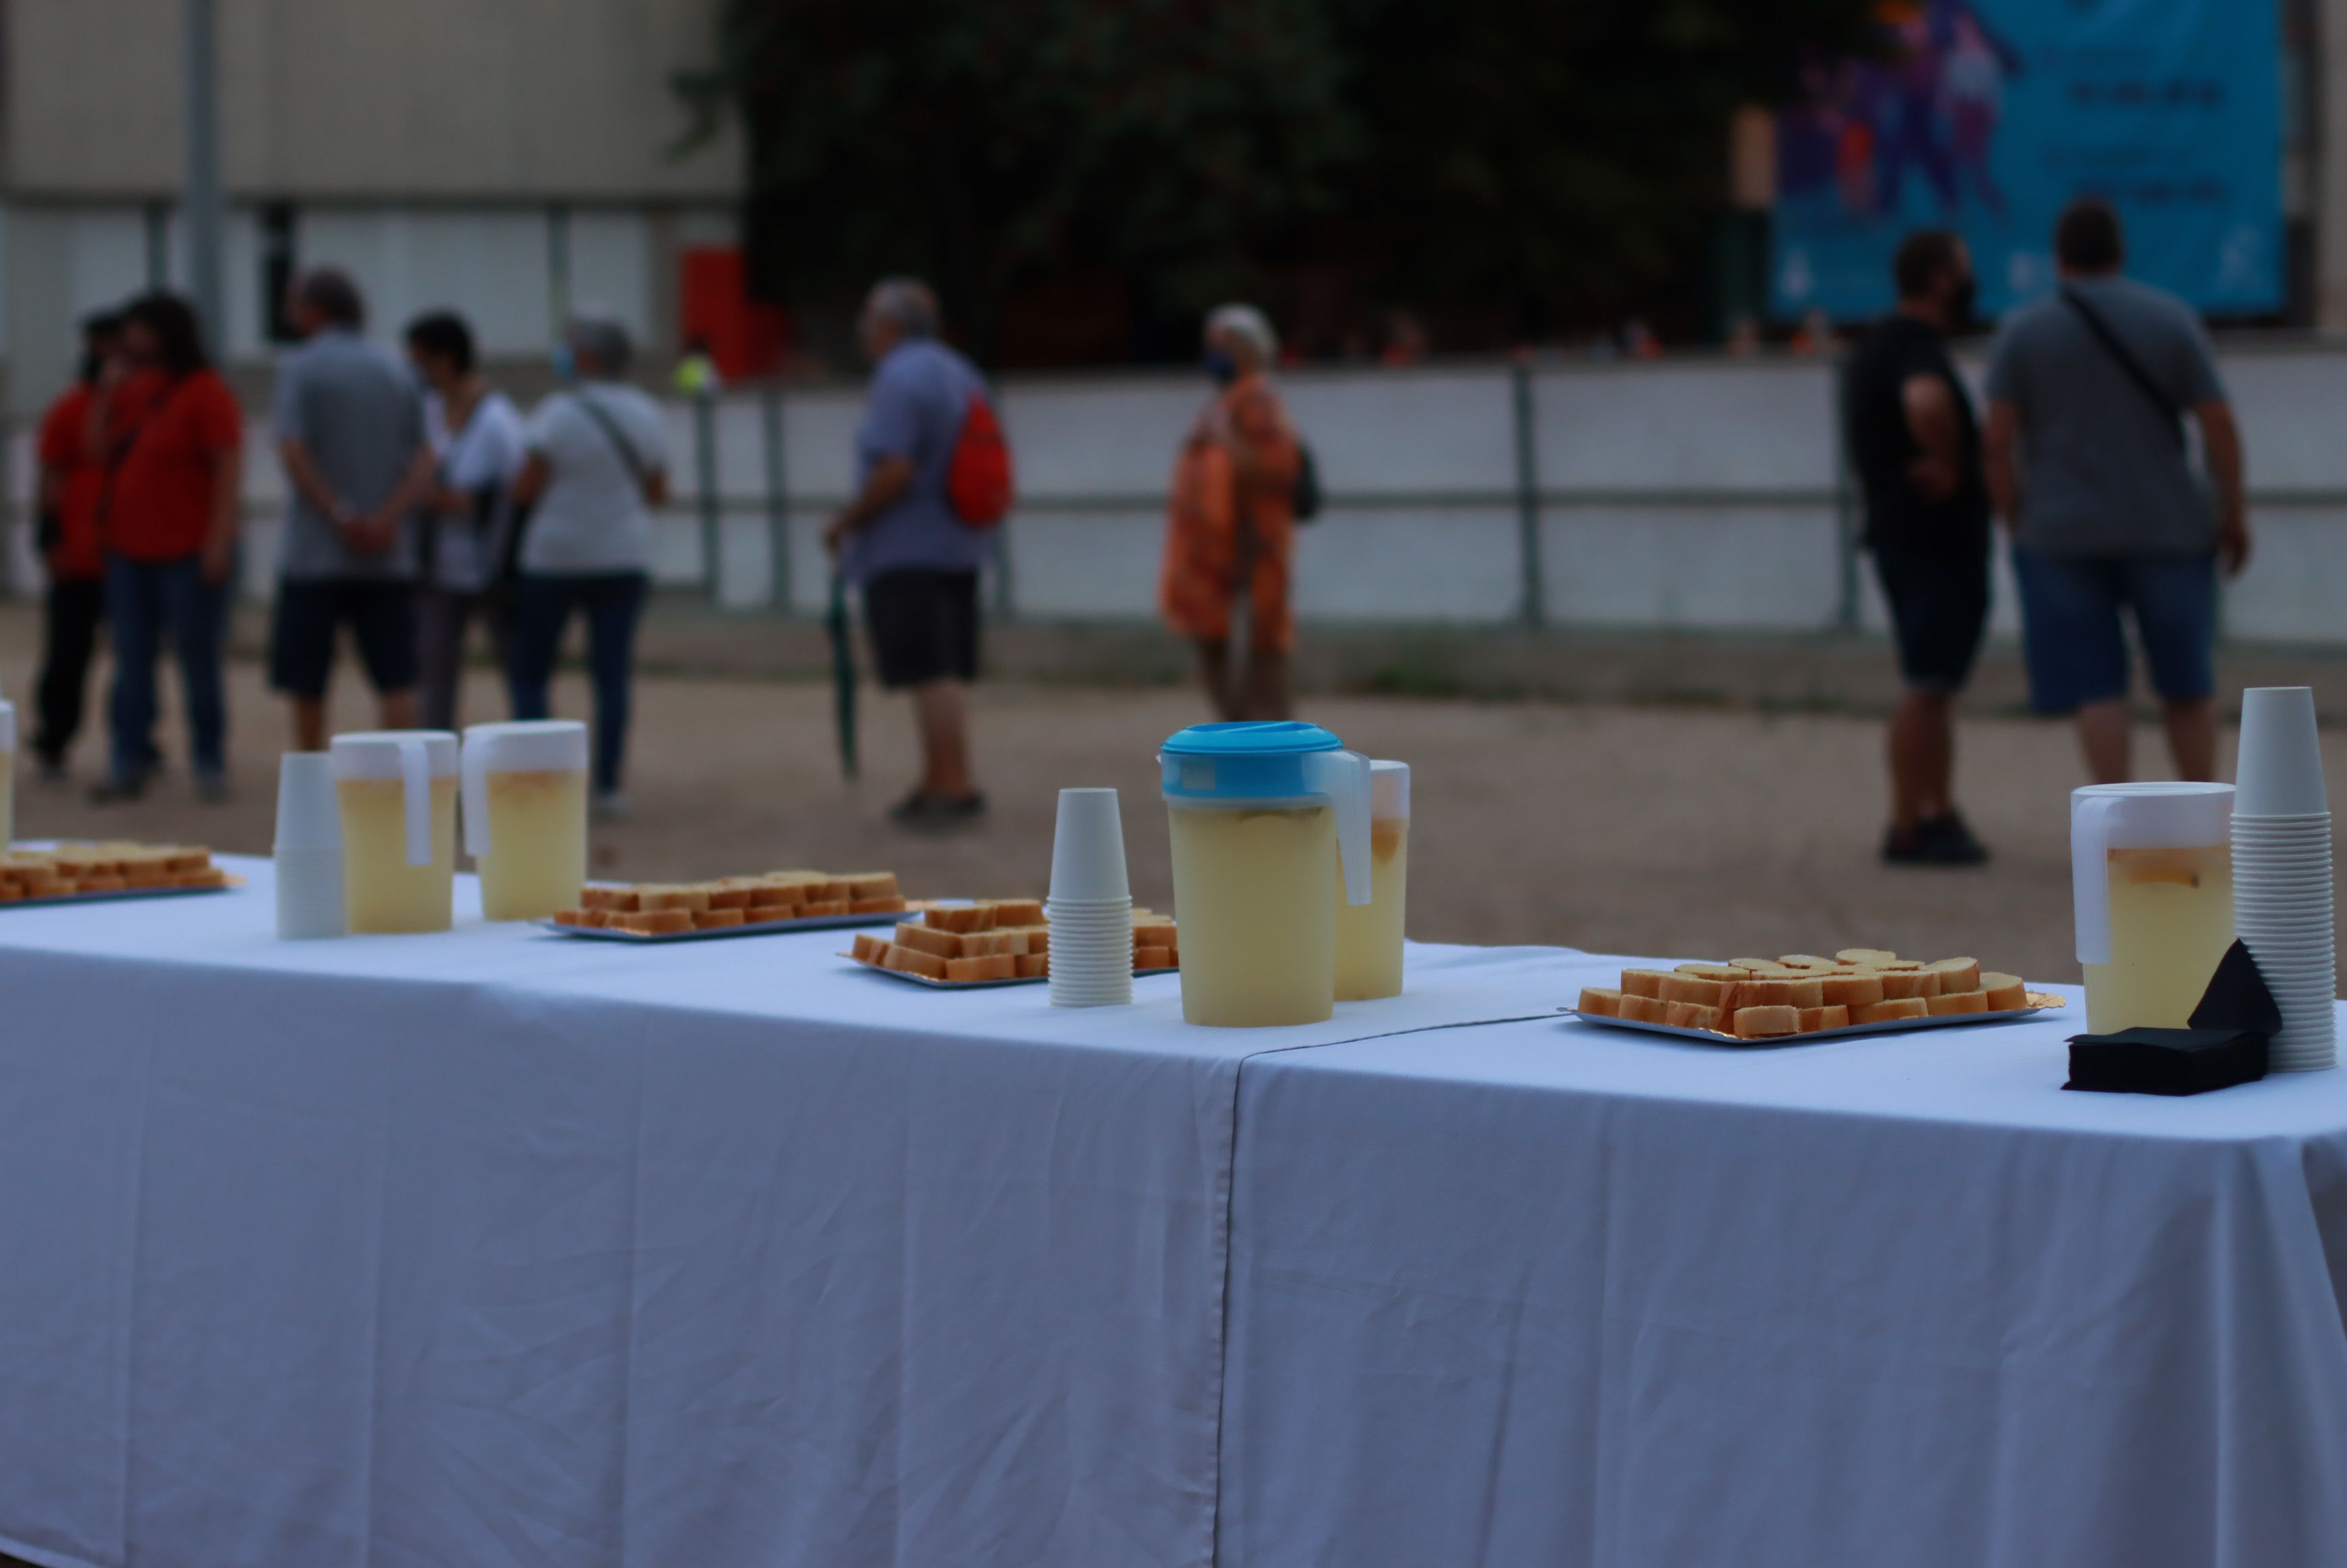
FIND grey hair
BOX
[867,276,942,338]
[1205,303,1278,364]
[565,312,633,376]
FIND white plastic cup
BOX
[1047,883,1133,1009]
[274,850,347,940]
[274,752,341,853]
[1048,789,1131,903]
[2236,687,2329,816]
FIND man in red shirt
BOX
[89,292,244,802]
[29,312,120,780]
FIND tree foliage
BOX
[678,0,1877,360]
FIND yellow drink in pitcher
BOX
[338,777,458,933]
[1334,818,1408,1000]
[2083,843,2235,1033]
[1169,801,1337,1026]
[477,768,587,921]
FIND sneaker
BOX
[888,790,989,831]
[591,790,634,821]
[1883,814,1990,867]
[195,773,231,804]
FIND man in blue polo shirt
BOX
[825,277,994,829]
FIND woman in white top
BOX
[403,312,525,733]
[506,314,669,814]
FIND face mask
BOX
[550,342,576,382]
[1947,276,1979,328]
[1203,347,1239,386]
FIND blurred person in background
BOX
[404,312,525,733]
[28,311,122,782]
[824,278,994,829]
[272,268,433,752]
[1984,198,2246,784]
[1846,230,1991,865]
[1160,303,1303,721]
[507,314,667,818]
[88,293,242,803]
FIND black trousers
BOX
[33,576,105,766]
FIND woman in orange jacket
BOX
[1159,304,1303,720]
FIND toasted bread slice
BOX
[1851,997,1929,1025]
[851,933,892,963]
[1818,973,1885,1008]
[1619,994,1671,1025]
[1620,969,1672,999]
[800,900,850,918]
[946,954,1017,983]
[1676,963,1747,981]
[851,897,907,915]
[895,923,963,960]
[1015,953,1050,979]
[1578,987,1624,1017]
[626,909,694,935]
[1136,944,1175,971]
[694,909,746,930]
[1927,958,1981,994]
[1877,970,1941,1000]
[1660,973,1730,1007]
[842,873,900,900]
[1797,1005,1852,1033]
[1979,973,2029,1010]
[1664,1001,1723,1032]
[1927,989,1989,1016]
[884,945,950,980]
[1836,948,1897,965]
[1733,1005,1800,1039]
[925,904,992,934]
[987,898,1046,927]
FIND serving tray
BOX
[1570,993,2064,1048]
[844,954,1180,989]
[536,908,902,943]
[1,878,243,911]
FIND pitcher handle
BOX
[398,737,434,868]
[2071,793,2121,966]
[461,735,493,860]
[1315,749,1373,907]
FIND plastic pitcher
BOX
[462,720,589,921]
[332,730,460,933]
[2072,781,2235,1033]
[1161,721,1371,1026]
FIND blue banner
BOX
[1770,0,2281,321]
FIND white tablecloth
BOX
[0,858,1572,1568]
[1218,953,2347,1567]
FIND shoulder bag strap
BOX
[93,374,186,528]
[2059,287,2184,449]
[572,389,654,499]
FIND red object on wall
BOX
[679,247,791,379]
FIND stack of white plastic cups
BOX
[2233,686,2336,1071]
[273,751,346,939]
[1046,787,1134,1008]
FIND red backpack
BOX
[946,391,1015,529]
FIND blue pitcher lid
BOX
[1161,721,1342,757]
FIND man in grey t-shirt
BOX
[269,268,435,751]
[1983,199,2248,784]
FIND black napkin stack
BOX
[2064,941,2281,1096]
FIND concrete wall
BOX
[4,0,740,200]
[11,347,2347,649]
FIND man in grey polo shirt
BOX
[270,268,435,752]
[1983,198,2248,784]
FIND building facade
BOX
[0,0,744,414]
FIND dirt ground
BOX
[5,603,2338,991]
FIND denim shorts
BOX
[2010,547,2217,712]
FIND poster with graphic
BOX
[1770,0,2281,321]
